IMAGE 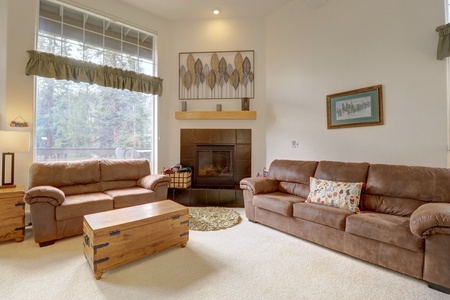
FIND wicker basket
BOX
[169,172,192,188]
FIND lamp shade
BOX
[0,131,30,153]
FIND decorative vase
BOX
[180,101,187,111]
[241,97,250,111]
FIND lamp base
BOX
[1,152,15,188]
[0,184,16,189]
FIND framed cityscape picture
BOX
[326,85,383,129]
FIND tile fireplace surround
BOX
[167,128,252,207]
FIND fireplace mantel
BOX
[175,111,256,120]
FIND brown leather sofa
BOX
[240,160,450,294]
[24,159,170,247]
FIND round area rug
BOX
[189,207,241,231]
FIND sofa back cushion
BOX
[28,160,101,195]
[364,164,450,216]
[100,159,150,191]
[268,160,318,198]
[314,161,370,183]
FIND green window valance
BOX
[25,50,163,96]
[436,23,450,60]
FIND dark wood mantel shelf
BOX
[175,111,256,120]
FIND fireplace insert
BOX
[193,144,235,188]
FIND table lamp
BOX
[0,131,30,189]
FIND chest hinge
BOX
[94,257,109,265]
[110,229,120,236]
[94,242,109,250]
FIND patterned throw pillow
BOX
[306,177,363,213]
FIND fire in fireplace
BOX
[194,144,235,187]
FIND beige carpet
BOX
[0,208,448,300]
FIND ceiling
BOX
[115,0,296,21]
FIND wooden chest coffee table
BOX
[83,200,189,279]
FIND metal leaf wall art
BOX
[179,50,254,100]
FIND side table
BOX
[0,186,25,243]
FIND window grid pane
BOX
[105,22,122,40]
[63,6,84,28]
[40,1,61,22]
[38,0,155,72]
[39,18,61,36]
[85,16,103,34]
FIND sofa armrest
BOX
[24,186,65,206]
[138,174,170,190]
[410,203,450,238]
[240,177,279,195]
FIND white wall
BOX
[0,0,7,123]
[2,0,36,187]
[160,18,267,175]
[266,0,448,167]
[2,0,449,189]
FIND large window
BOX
[35,0,157,168]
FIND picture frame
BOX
[326,85,383,129]
[179,50,254,100]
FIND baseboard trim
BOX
[427,282,450,294]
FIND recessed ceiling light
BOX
[213,9,220,15]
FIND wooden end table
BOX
[0,186,25,243]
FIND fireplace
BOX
[194,144,235,188]
[173,128,251,207]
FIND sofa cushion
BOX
[314,161,369,183]
[363,194,424,217]
[364,164,450,216]
[293,202,353,230]
[346,212,424,253]
[105,187,156,209]
[29,160,100,189]
[55,193,113,220]
[60,183,102,196]
[102,180,138,191]
[100,159,150,181]
[278,182,311,199]
[306,177,363,212]
[253,192,304,217]
[268,160,318,198]
[268,160,319,183]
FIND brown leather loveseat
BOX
[240,160,450,294]
[25,159,170,247]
